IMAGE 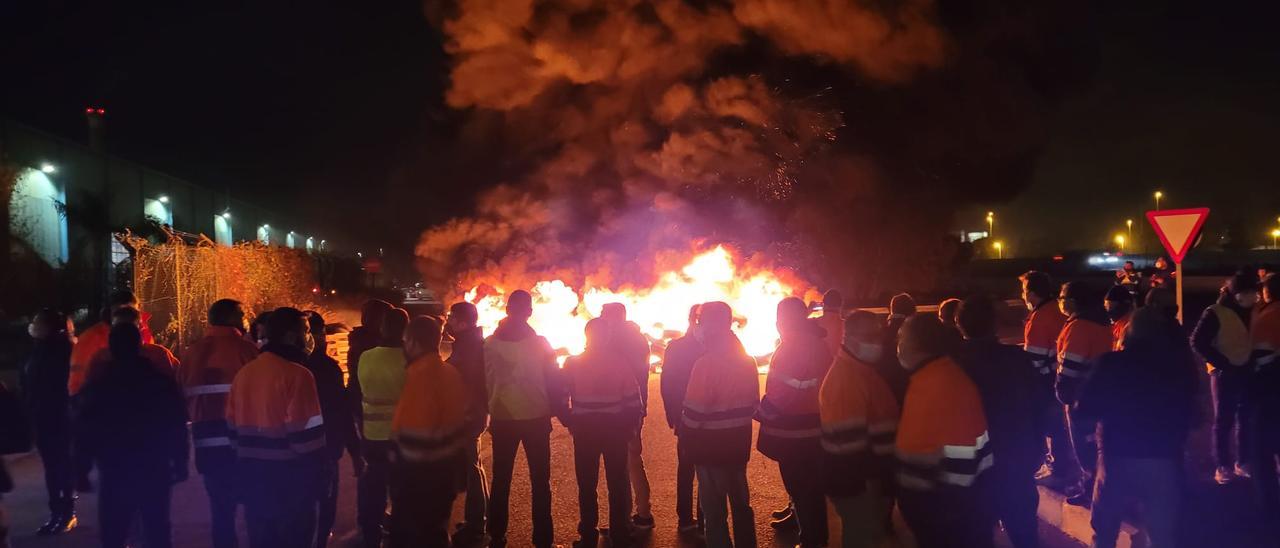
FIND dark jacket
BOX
[305,341,361,463]
[877,315,912,404]
[660,334,705,430]
[22,336,73,428]
[1191,295,1253,372]
[447,326,488,437]
[958,338,1045,473]
[76,355,189,477]
[1076,342,1198,460]
[0,382,30,493]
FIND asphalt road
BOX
[4,376,1083,548]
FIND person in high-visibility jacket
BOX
[818,289,845,357]
[356,307,409,548]
[565,318,644,548]
[1104,285,1135,351]
[894,315,994,548]
[347,299,392,430]
[1019,270,1075,489]
[680,301,760,548]
[600,302,654,531]
[87,306,179,383]
[1193,272,1260,485]
[757,297,832,548]
[68,290,154,396]
[445,301,490,545]
[1251,273,1280,537]
[1054,281,1114,505]
[819,310,900,548]
[225,307,327,548]
[177,299,259,548]
[484,290,566,548]
[389,315,468,548]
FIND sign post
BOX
[1146,207,1210,323]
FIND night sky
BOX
[3,0,1278,263]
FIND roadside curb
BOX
[1037,486,1145,548]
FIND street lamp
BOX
[1272,229,1280,250]
[1154,191,1163,211]
[986,211,994,238]
[993,241,1003,259]
[1126,219,1133,239]
[1115,234,1126,252]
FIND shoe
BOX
[1066,489,1092,508]
[1033,462,1054,480]
[630,515,655,530]
[770,511,798,531]
[771,503,794,519]
[1236,462,1253,479]
[37,514,76,536]
[1036,472,1075,489]
[453,526,488,547]
[1215,466,1235,485]
[571,536,598,548]
[677,521,700,535]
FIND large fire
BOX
[463,246,815,367]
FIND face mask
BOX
[897,342,931,372]
[28,324,43,339]
[851,342,883,363]
[1236,292,1260,308]
[303,332,317,355]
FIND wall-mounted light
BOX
[261,224,269,229]
[221,210,232,219]
[40,163,56,174]
[158,195,169,204]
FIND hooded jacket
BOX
[679,332,760,467]
[178,325,259,473]
[757,324,831,461]
[484,318,566,422]
[448,326,488,436]
[1055,306,1113,406]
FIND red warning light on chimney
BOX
[85,107,106,116]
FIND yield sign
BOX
[1147,207,1209,264]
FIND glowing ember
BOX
[464,246,814,366]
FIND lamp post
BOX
[993,241,1003,259]
[986,211,994,238]
[1272,229,1280,250]
[1126,219,1133,239]
[1154,191,1163,211]
[1115,234,1126,252]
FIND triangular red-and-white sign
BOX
[1147,207,1209,264]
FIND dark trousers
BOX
[33,421,74,516]
[899,487,993,548]
[676,442,701,526]
[316,461,339,548]
[241,462,318,548]
[571,428,632,545]
[463,435,489,530]
[696,464,757,548]
[1067,407,1099,478]
[358,440,395,548]
[99,467,172,548]
[489,417,554,547]
[389,459,458,548]
[778,457,828,547]
[1090,456,1180,548]
[992,464,1040,548]
[1253,409,1280,542]
[1043,397,1082,478]
[1212,368,1254,468]
[203,468,239,548]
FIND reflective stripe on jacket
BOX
[565,351,643,433]
[679,334,759,467]
[1111,313,1132,351]
[1023,303,1066,378]
[819,348,900,496]
[392,354,468,463]
[757,330,831,461]
[484,329,560,422]
[1055,316,1113,405]
[226,350,326,461]
[178,326,259,460]
[358,347,407,441]
[895,356,992,491]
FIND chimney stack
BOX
[85,106,106,153]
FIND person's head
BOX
[686,304,701,330]
[208,299,246,331]
[1155,257,1169,270]
[823,289,843,315]
[699,301,733,336]
[889,293,917,317]
[1121,307,1184,354]
[266,307,309,351]
[108,322,143,361]
[29,308,70,340]
[1104,285,1135,321]
[775,297,809,338]
[447,302,479,335]
[1144,287,1178,319]
[108,289,139,310]
[842,310,882,362]
[306,311,327,347]
[956,295,998,340]
[361,299,393,329]
[1263,273,1280,305]
[600,302,627,324]
[897,314,953,372]
[403,315,443,361]
[937,298,961,328]
[111,306,142,328]
[1019,271,1054,309]
[252,311,273,341]
[1123,261,1135,272]
[506,290,533,321]
[1223,271,1260,308]
[1059,282,1102,317]
[582,318,608,352]
[381,308,410,347]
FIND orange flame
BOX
[463,245,814,365]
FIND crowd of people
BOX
[1,266,1278,548]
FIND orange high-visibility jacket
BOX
[1111,312,1133,351]
[757,330,832,460]
[68,322,109,395]
[1253,302,1280,371]
[818,313,843,357]
[226,351,326,461]
[564,350,643,433]
[819,348,900,496]
[86,343,179,384]
[1023,303,1066,379]
[178,326,259,456]
[895,356,992,492]
[1055,316,1113,405]
[391,354,468,463]
[680,334,760,467]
